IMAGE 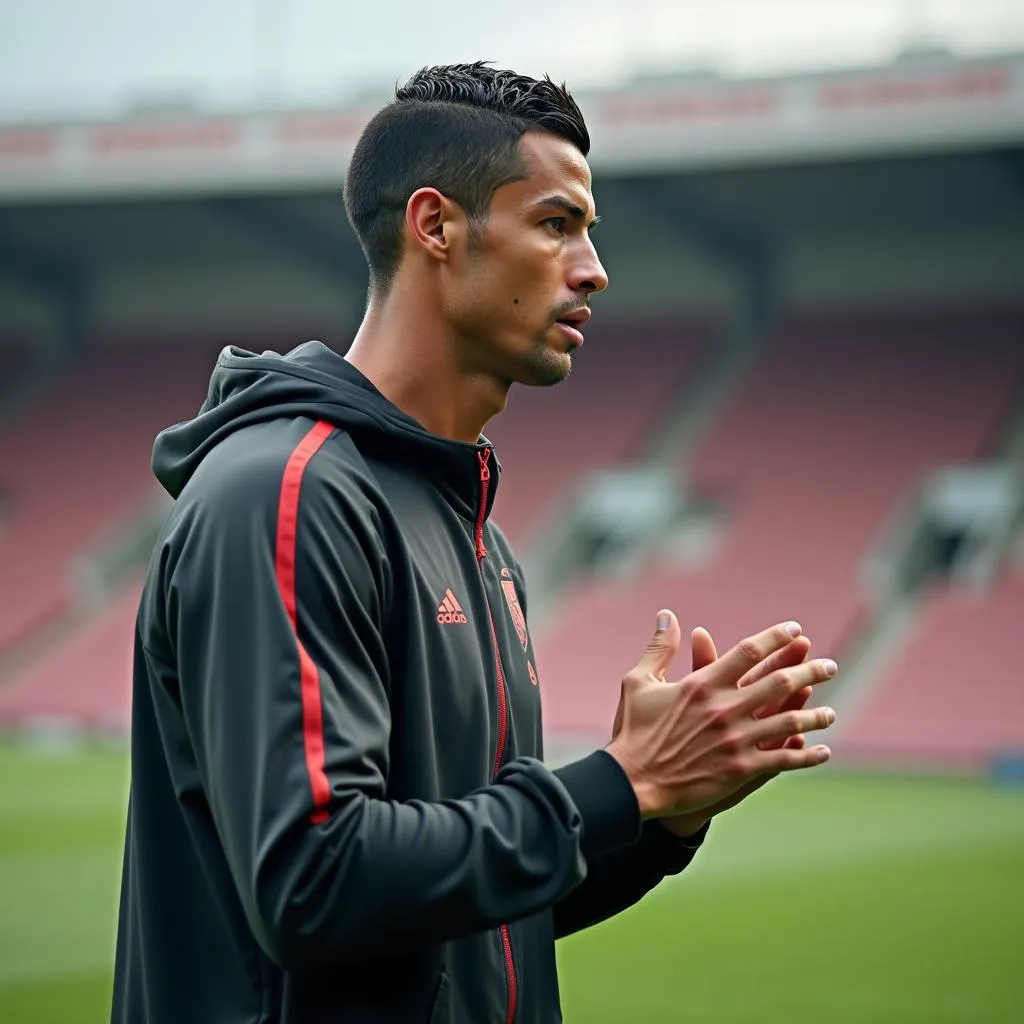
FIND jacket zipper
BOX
[499,924,518,1024]
[474,448,490,561]
[476,447,518,1024]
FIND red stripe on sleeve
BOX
[275,419,335,824]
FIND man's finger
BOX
[758,743,832,772]
[690,626,717,674]
[703,622,804,688]
[735,657,837,715]
[756,684,813,719]
[613,611,680,739]
[757,685,812,749]
[748,704,836,746]
[633,609,682,682]
[739,636,811,688]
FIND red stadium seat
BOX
[0,338,221,654]
[838,571,1024,768]
[0,580,141,732]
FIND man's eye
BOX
[543,217,566,234]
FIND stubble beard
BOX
[516,327,575,388]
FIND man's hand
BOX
[660,622,820,837]
[605,612,837,827]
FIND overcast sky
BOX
[1,0,1023,122]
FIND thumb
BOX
[634,609,681,682]
[691,626,718,673]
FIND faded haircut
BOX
[343,62,590,292]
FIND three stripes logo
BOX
[437,588,468,625]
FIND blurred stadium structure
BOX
[1,44,1023,781]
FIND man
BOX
[111,63,837,1023]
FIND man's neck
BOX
[345,284,510,444]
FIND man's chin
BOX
[517,348,573,387]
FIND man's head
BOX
[344,63,608,387]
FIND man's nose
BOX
[568,238,609,295]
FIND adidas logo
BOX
[437,588,468,625]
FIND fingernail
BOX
[785,621,802,638]
[657,612,669,632]
[823,659,838,677]
[817,746,831,763]
[824,708,836,725]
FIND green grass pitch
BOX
[1,742,1022,1023]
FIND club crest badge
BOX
[501,577,529,651]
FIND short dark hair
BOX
[343,62,590,292]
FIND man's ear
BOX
[405,187,463,263]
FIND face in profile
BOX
[445,130,609,388]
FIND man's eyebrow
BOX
[535,195,602,229]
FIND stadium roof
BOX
[0,51,1022,203]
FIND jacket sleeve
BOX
[161,435,640,970]
[552,811,709,939]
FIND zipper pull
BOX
[475,449,491,561]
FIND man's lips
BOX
[554,307,590,345]
[555,308,591,329]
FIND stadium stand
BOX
[2,305,1024,761]
[1,308,1021,768]
[0,337,222,655]
[838,569,1024,768]
[0,579,141,732]
[533,307,1024,740]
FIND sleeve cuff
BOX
[553,750,642,859]
[658,819,711,851]
[643,818,710,875]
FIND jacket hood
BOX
[153,341,498,519]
